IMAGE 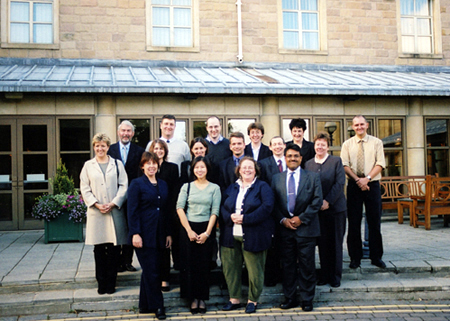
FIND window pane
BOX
[417,36,432,53]
[153,7,170,25]
[24,192,42,220]
[23,154,48,190]
[11,2,29,21]
[228,119,256,144]
[60,153,90,188]
[173,0,191,5]
[0,194,13,221]
[416,0,430,15]
[283,12,298,29]
[121,119,151,149]
[193,120,207,138]
[10,23,30,43]
[0,125,12,152]
[426,119,447,147]
[283,118,310,141]
[384,150,403,176]
[153,27,170,46]
[174,8,191,26]
[302,13,318,30]
[0,155,12,190]
[174,120,187,142]
[284,31,299,49]
[378,119,403,147]
[33,3,52,22]
[34,24,52,43]
[417,18,431,35]
[427,149,448,176]
[316,121,342,147]
[303,32,318,50]
[23,125,47,152]
[402,36,415,52]
[301,0,317,11]
[60,119,90,152]
[174,28,192,46]
[400,0,414,15]
[401,17,414,34]
[282,0,298,10]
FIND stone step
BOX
[2,275,450,317]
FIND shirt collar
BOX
[119,141,129,150]
[233,154,245,162]
[314,154,329,164]
[206,135,224,144]
[236,177,257,188]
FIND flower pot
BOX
[44,211,84,244]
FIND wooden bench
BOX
[413,176,450,230]
[380,176,427,225]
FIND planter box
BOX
[44,211,84,244]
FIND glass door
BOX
[0,118,55,230]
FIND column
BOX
[95,96,116,141]
[406,98,425,176]
[260,96,279,145]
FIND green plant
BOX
[52,159,75,195]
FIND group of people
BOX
[79,114,386,319]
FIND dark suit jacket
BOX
[221,179,274,252]
[258,156,283,185]
[304,155,347,214]
[271,168,322,238]
[108,142,145,183]
[285,139,315,168]
[127,176,170,249]
[157,161,180,220]
[218,157,238,194]
[245,143,272,161]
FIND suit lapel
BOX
[296,168,307,196]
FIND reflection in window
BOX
[60,119,90,151]
[379,119,403,147]
[228,119,256,144]
[61,153,90,188]
[426,119,448,176]
[193,120,208,139]
[384,150,403,176]
[316,120,341,146]
[121,118,151,149]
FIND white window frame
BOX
[1,0,59,49]
[145,0,199,52]
[277,0,328,55]
[397,0,442,58]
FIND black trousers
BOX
[135,247,164,310]
[119,201,134,267]
[317,210,346,285]
[179,221,213,301]
[264,226,282,285]
[346,180,383,262]
[93,243,120,293]
[280,230,316,303]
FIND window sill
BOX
[1,42,60,50]
[398,53,443,59]
[146,46,200,53]
[279,49,328,55]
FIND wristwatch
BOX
[366,175,372,181]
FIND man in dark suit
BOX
[244,122,272,161]
[218,132,246,194]
[271,143,322,312]
[285,118,315,168]
[108,120,145,272]
[257,136,286,286]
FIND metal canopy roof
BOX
[1,58,450,96]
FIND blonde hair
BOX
[92,133,111,147]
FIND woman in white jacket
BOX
[80,133,128,295]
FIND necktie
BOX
[122,146,127,165]
[356,140,364,177]
[166,140,170,144]
[288,172,296,214]
[235,158,240,166]
[277,159,283,173]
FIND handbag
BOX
[184,182,191,212]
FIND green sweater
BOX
[177,182,221,223]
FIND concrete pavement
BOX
[1,216,450,318]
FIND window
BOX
[426,119,449,177]
[398,0,442,56]
[227,118,256,144]
[279,0,327,53]
[146,0,199,52]
[1,0,59,48]
[378,119,404,177]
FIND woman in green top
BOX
[176,156,221,314]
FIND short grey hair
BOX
[118,120,135,133]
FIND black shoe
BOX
[97,289,106,295]
[371,259,386,268]
[317,280,327,286]
[190,307,199,315]
[349,259,360,269]
[302,301,313,312]
[155,307,166,320]
[106,288,115,295]
[222,301,241,311]
[117,265,126,273]
[280,299,298,309]
[125,264,137,272]
[245,302,257,314]
[198,300,207,314]
[330,282,341,288]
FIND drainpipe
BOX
[236,0,243,63]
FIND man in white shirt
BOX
[146,115,190,174]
